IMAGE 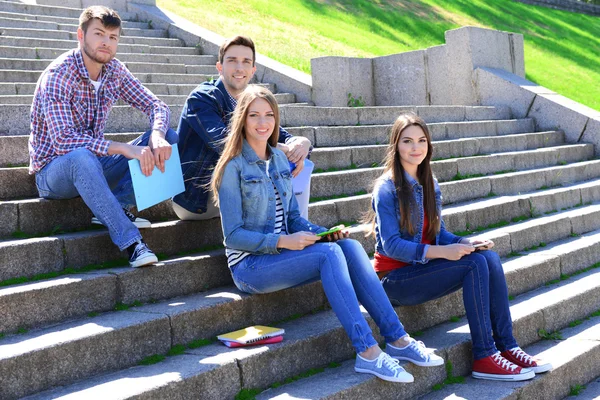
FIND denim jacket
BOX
[372,172,463,264]
[174,78,293,214]
[218,140,326,254]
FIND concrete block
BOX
[282,107,359,128]
[525,130,564,150]
[310,147,352,171]
[256,55,313,104]
[556,144,594,164]
[0,135,29,167]
[528,94,595,143]
[528,187,581,215]
[506,216,572,251]
[0,202,18,238]
[425,44,452,106]
[440,209,468,234]
[554,233,600,276]
[62,231,123,268]
[464,198,530,231]
[474,67,542,119]
[0,237,64,282]
[580,116,600,156]
[498,118,535,135]
[431,138,469,160]
[514,147,558,171]
[439,178,491,205]
[313,125,389,147]
[284,127,315,145]
[307,201,338,228]
[490,169,546,195]
[465,105,511,121]
[357,106,416,126]
[0,273,117,332]
[333,195,371,224]
[583,160,600,181]
[311,57,373,107]
[503,254,560,297]
[17,198,92,236]
[447,120,497,139]
[480,134,527,154]
[0,311,171,399]
[431,160,458,182]
[0,105,31,136]
[113,251,232,304]
[457,153,515,176]
[351,145,386,168]
[416,106,465,124]
[427,122,447,140]
[373,50,427,106]
[570,206,600,235]
[26,354,240,400]
[580,180,600,205]
[310,169,382,199]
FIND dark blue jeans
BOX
[381,250,518,360]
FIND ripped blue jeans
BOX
[231,239,407,353]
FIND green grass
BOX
[538,328,563,340]
[159,0,600,111]
[570,384,586,396]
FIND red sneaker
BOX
[501,347,552,374]
[472,352,535,381]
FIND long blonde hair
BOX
[210,85,280,206]
[364,113,440,239]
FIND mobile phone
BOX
[473,242,489,248]
[316,225,344,237]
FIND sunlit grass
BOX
[158,0,599,110]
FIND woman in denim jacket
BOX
[368,113,551,382]
[211,86,444,383]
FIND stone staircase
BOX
[1,1,599,399]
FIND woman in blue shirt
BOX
[211,85,444,383]
[368,113,551,382]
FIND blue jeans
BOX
[35,129,178,250]
[231,239,407,353]
[381,250,517,360]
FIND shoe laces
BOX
[408,339,429,359]
[509,347,533,364]
[123,208,136,222]
[376,353,403,376]
[492,352,518,371]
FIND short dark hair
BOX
[219,36,256,66]
[79,6,122,34]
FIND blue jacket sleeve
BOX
[218,160,280,254]
[373,181,428,264]
[183,91,228,152]
[278,126,293,144]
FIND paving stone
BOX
[0,237,64,282]
[0,201,18,237]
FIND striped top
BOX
[226,179,287,268]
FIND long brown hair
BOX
[365,113,440,240]
[210,85,280,206]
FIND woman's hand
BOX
[441,243,475,260]
[461,238,495,250]
[277,232,320,250]
[322,230,349,242]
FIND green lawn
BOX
[157,0,600,110]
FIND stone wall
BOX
[311,26,600,154]
[513,0,600,16]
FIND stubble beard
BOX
[82,39,114,65]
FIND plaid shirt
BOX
[29,49,170,173]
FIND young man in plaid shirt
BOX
[28,6,177,267]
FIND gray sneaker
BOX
[386,339,444,367]
[354,352,414,383]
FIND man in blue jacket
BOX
[173,36,313,220]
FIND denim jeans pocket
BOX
[35,170,54,198]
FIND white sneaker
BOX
[354,352,414,383]
[92,208,151,229]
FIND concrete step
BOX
[259,314,600,400]
[0,36,199,55]
[18,263,600,400]
[0,69,213,84]
[0,16,166,36]
[281,105,511,128]
[0,77,260,97]
[309,118,534,147]
[0,128,562,170]
[0,0,138,20]
[0,105,510,137]
[0,10,151,30]
[0,27,184,46]
[0,46,215,66]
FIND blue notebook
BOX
[128,143,185,211]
